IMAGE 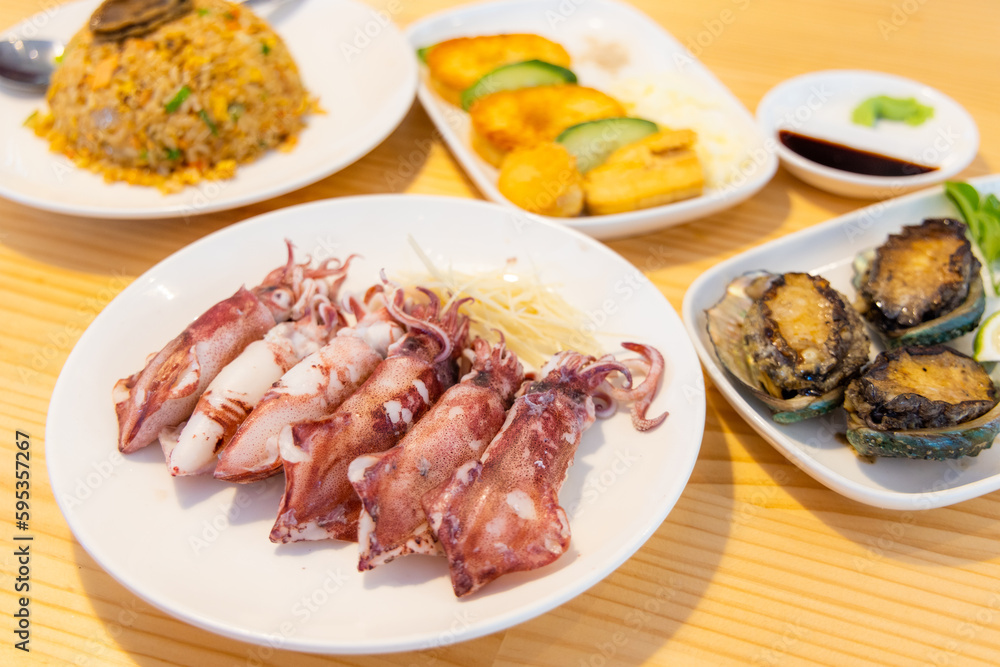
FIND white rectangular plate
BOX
[683,174,1000,510]
[405,0,775,240]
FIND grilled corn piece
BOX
[470,84,625,167]
[498,143,585,217]
[584,129,704,215]
[426,33,572,106]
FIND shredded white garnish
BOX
[610,73,758,189]
[403,238,604,369]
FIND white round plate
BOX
[46,195,705,653]
[683,174,1000,511]
[406,0,776,241]
[756,69,979,199]
[0,0,417,219]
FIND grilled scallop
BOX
[853,218,985,348]
[844,346,1000,459]
[706,271,870,423]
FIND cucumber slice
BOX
[460,60,577,111]
[556,117,659,173]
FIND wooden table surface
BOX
[2,0,1000,665]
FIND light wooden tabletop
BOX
[2,0,1000,665]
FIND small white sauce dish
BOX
[756,69,979,199]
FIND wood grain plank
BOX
[3,0,1000,665]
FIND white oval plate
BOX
[682,174,1000,511]
[405,0,775,241]
[0,0,417,219]
[756,69,979,199]
[47,195,705,653]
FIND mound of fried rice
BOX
[30,0,316,193]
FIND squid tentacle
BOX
[308,253,359,281]
[604,343,667,432]
[254,244,355,322]
[380,274,471,364]
[385,289,450,352]
[415,287,442,319]
[591,390,617,419]
[579,359,632,392]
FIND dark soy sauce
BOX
[778,130,938,177]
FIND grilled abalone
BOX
[853,218,986,348]
[707,271,870,423]
[90,0,194,41]
[844,345,1000,459]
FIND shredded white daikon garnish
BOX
[403,238,604,369]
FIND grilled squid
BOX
[269,290,470,544]
[350,337,524,571]
[424,345,665,597]
[160,291,343,477]
[113,243,351,454]
[213,291,406,483]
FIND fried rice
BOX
[30,0,316,193]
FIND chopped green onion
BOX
[22,111,37,127]
[261,41,271,55]
[165,147,182,161]
[139,149,148,161]
[198,8,210,15]
[53,53,63,64]
[224,11,235,20]
[199,109,218,136]
[164,85,191,113]
[228,102,245,122]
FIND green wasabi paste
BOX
[852,95,934,127]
